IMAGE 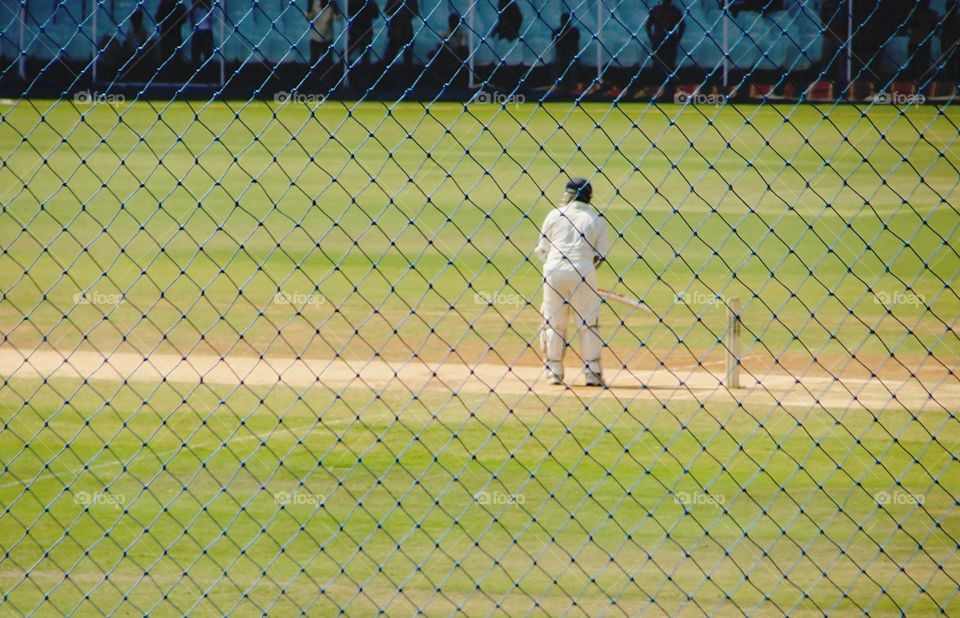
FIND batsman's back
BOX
[537,202,609,270]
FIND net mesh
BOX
[1,0,958,615]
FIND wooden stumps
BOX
[725,297,742,389]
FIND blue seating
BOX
[4,0,951,85]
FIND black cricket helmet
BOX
[565,177,592,203]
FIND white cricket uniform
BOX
[534,200,609,379]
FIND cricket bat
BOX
[597,288,654,314]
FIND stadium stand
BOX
[0,0,956,100]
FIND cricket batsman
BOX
[534,177,609,387]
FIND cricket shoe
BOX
[584,372,605,387]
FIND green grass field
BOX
[1,100,958,615]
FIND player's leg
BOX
[540,273,571,384]
[572,271,604,386]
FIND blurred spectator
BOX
[432,12,468,81]
[124,7,150,54]
[552,13,580,89]
[819,0,848,81]
[442,13,467,58]
[908,1,938,80]
[346,0,380,68]
[493,0,522,42]
[308,0,342,65]
[646,0,684,87]
[385,0,419,68]
[943,0,960,80]
[156,0,188,64]
[118,6,150,80]
[191,0,215,66]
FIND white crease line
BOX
[0,412,392,491]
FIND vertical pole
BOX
[342,0,350,86]
[467,1,476,89]
[596,0,602,82]
[19,2,26,80]
[725,297,742,389]
[219,0,226,86]
[722,1,729,88]
[92,0,98,83]
[845,0,853,85]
